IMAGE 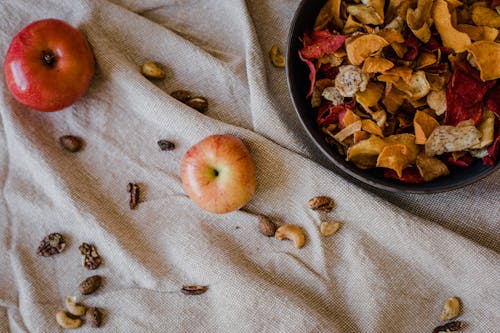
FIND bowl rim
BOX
[285,0,499,194]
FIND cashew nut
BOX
[55,310,83,329]
[269,45,285,68]
[320,221,342,236]
[275,224,305,249]
[65,296,86,316]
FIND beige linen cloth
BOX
[0,0,499,332]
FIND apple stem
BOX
[41,50,56,67]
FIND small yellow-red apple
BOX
[181,134,256,214]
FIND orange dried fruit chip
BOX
[416,153,450,182]
[456,24,499,41]
[355,82,385,110]
[346,34,389,66]
[433,0,472,52]
[376,144,410,178]
[347,135,387,169]
[362,56,395,73]
[416,52,437,69]
[314,0,343,31]
[406,0,433,43]
[414,110,440,144]
[347,4,384,25]
[472,6,500,29]
[384,66,413,84]
[361,119,384,137]
[333,120,362,142]
[382,88,407,114]
[343,14,364,34]
[385,133,420,164]
[377,29,405,44]
[378,74,400,84]
[470,110,496,149]
[467,41,500,81]
[393,70,431,100]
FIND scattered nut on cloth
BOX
[0,0,498,332]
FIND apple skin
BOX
[181,134,256,214]
[3,18,95,112]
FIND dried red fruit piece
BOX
[483,126,500,166]
[299,50,317,98]
[300,30,346,60]
[484,81,500,117]
[383,167,425,183]
[445,61,495,126]
[444,153,475,167]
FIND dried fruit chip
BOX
[340,109,361,128]
[312,79,334,108]
[416,152,450,181]
[414,110,440,144]
[347,4,384,25]
[347,135,387,168]
[433,0,472,52]
[470,110,495,149]
[343,14,364,34]
[416,52,437,69]
[333,120,362,142]
[427,89,447,116]
[385,133,420,164]
[456,24,499,41]
[385,66,413,84]
[376,144,410,178]
[335,65,369,97]
[393,70,431,100]
[355,82,384,110]
[314,0,343,31]
[361,119,384,137]
[321,86,344,106]
[298,51,317,98]
[382,88,407,114]
[377,29,405,44]
[445,61,495,126]
[472,6,500,28]
[383,167,425,183]
[406,0,433,43]
[425,124,482,156]
[467,41,500,81]
[362,56,395,73]
[300,30,347,60]
[346,34,389,66]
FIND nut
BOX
[170,90,192,103]
[181,285,208,295]
[85,307,103,328]
[79,275,102,295]
[55,310,83,329]
[320,221,342,236]
[308,196,335,212]
[439,296,461,321]
[59,135,83,152]
[269,45,285,68]
[185,96,208,113]
[36,233,66,257]
[432,321,466,333]
[127,182,140,209]
[141,61,166,79]
[258,215,277,237]
[79,243,102,270]
[157,140,175,151]
[65,296,86,316]
[275,224,306,249]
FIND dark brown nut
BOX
[186,96,208,113]
[308,196,334,212]
[37,233,66,257]
[157,140,175,151]
[79,243,102,270]
[85,307,103,328]
[59,135,83,153]
[170,90,192,103]
[432,321,466,333]
[79,275,102,295]
[127,182,140,209]
[258,215,277,237]
[181,285,208,295]
[141,61,166,79]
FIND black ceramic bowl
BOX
[286,0,499,193]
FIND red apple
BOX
[181,134,256,214]
[4,18,95,112]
